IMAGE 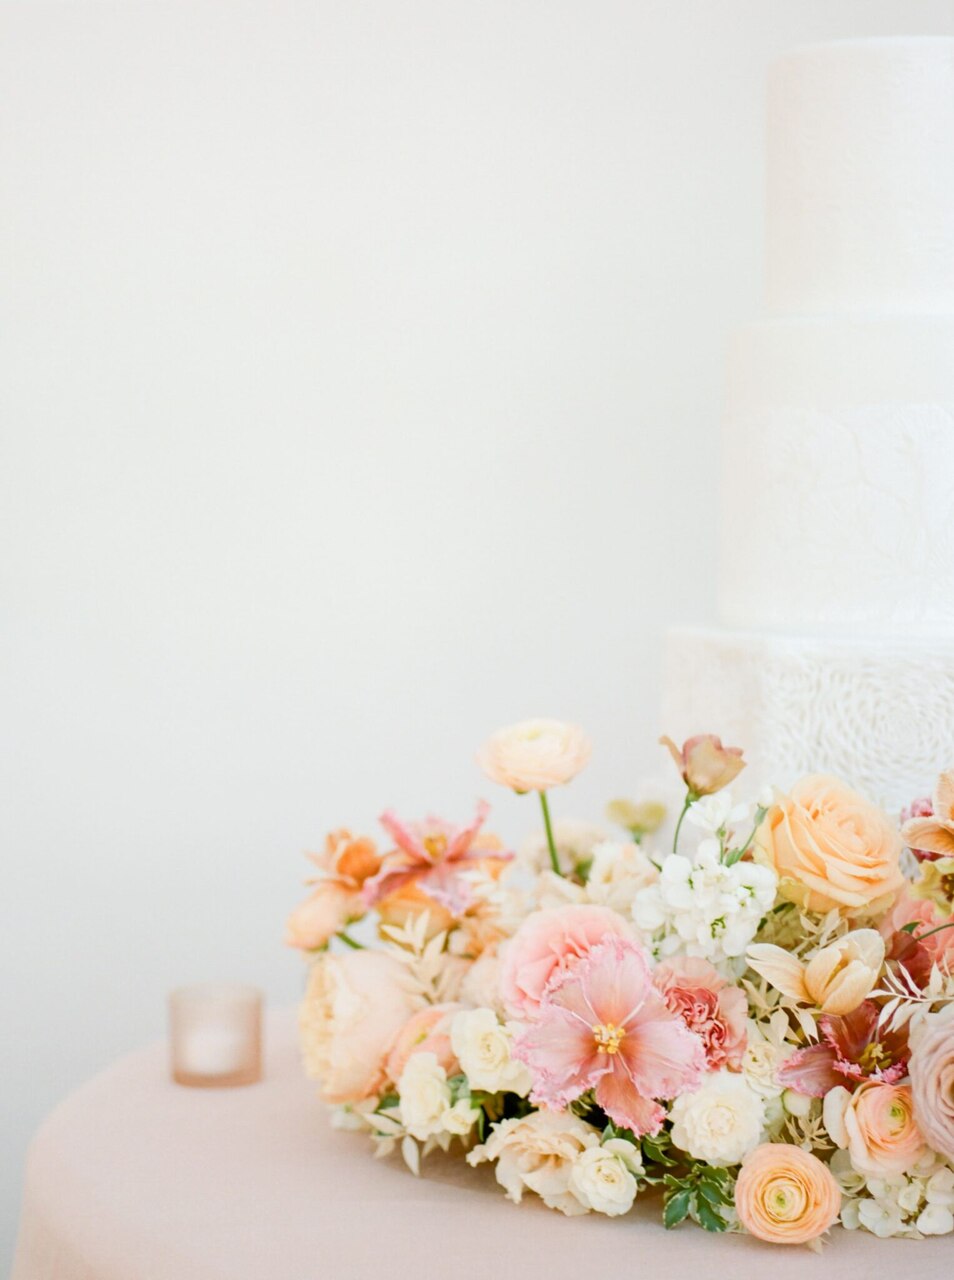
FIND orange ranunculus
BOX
[734,1144,841,1245]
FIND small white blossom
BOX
[917,1203,954,1235]
[632,844,777,963]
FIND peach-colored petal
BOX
[735,1144,841,1245]
[745,944,809,1001]
[901,816,954,858]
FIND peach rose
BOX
[285,881,363,951]
[823,1081,926,1176]
[909,1005,954,1160]
[385,1003,462,1083]
[660,734,745,796]
[499,904,631,1019]
[477,719,591,793]
[299,950,422,1103]
[734,1143,841,1245]
[754,775,904,916]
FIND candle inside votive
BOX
[169,983,263,1088]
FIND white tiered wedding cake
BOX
[664,37,954,813]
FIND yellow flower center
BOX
[858,1042,889,1073]
[423,834,448,860]
[593,1023,625,1055]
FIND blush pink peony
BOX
[500,904,632,1020]
[513,936,705,1136]
[652,956,747,1070]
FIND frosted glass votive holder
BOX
[169,983,263,1088]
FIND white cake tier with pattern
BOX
[663,627,954,814]
[767,38,954,315]
[718,315,954,637]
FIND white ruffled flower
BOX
[450,1008,532,1096]
[669,1070,765,1166]
[520,818,609,877]
[632,842,777,962]
[467,1111,601,1216]
[582,840,659,913]
[568,1139,643,1216]
[459,950,506,1017]
[741,1014,792,1103]
[397,1052,477,1141]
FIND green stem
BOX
[672,794,693,855]
[539,790,562,877]
[336,930,365,950]
[913,920,954,942]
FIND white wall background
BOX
[4,0,954,1264]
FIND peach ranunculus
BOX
[734,1143,842,1245]
[823,1081,927,1176]
[299,949,422,1104]
[477,719,591,793]
[385,1002,462,1083]
[652,956,747,1070]
[499,904,632,1019]
[753,775,904,916]
[285,880,364,951]
[909,1004,954,1161]
[659,734,745,797]
[746,929,885,1016]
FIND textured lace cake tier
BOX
[719,315,954,638]
[767,38,954,315]
[663,627,954,814]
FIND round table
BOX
[13,1011,952,1279]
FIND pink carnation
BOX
[652,955,747,1071]
[513,936,705,1136]
[500,904,632,1020]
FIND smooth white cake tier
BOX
[719,316,954,637]
[663,626,954,814]
[767,38,954,316]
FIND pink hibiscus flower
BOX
[513,937,706,1136]
[776,1000,909,1097]
[362,801,510,915]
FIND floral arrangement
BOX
[287,720,954,1247]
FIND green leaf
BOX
[901,921,920,934]
[696,1200,729,1233]
[664,1189,693,1229]
[697,1181,731,1207]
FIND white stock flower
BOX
[669,1070,765,1166]
[467,1111,600,1216]
[632,843,777,962]
[686,792,752,836]
[568,1139,643,1216]
[450,1008,532,1096]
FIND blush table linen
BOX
[13,1011,952,1280]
